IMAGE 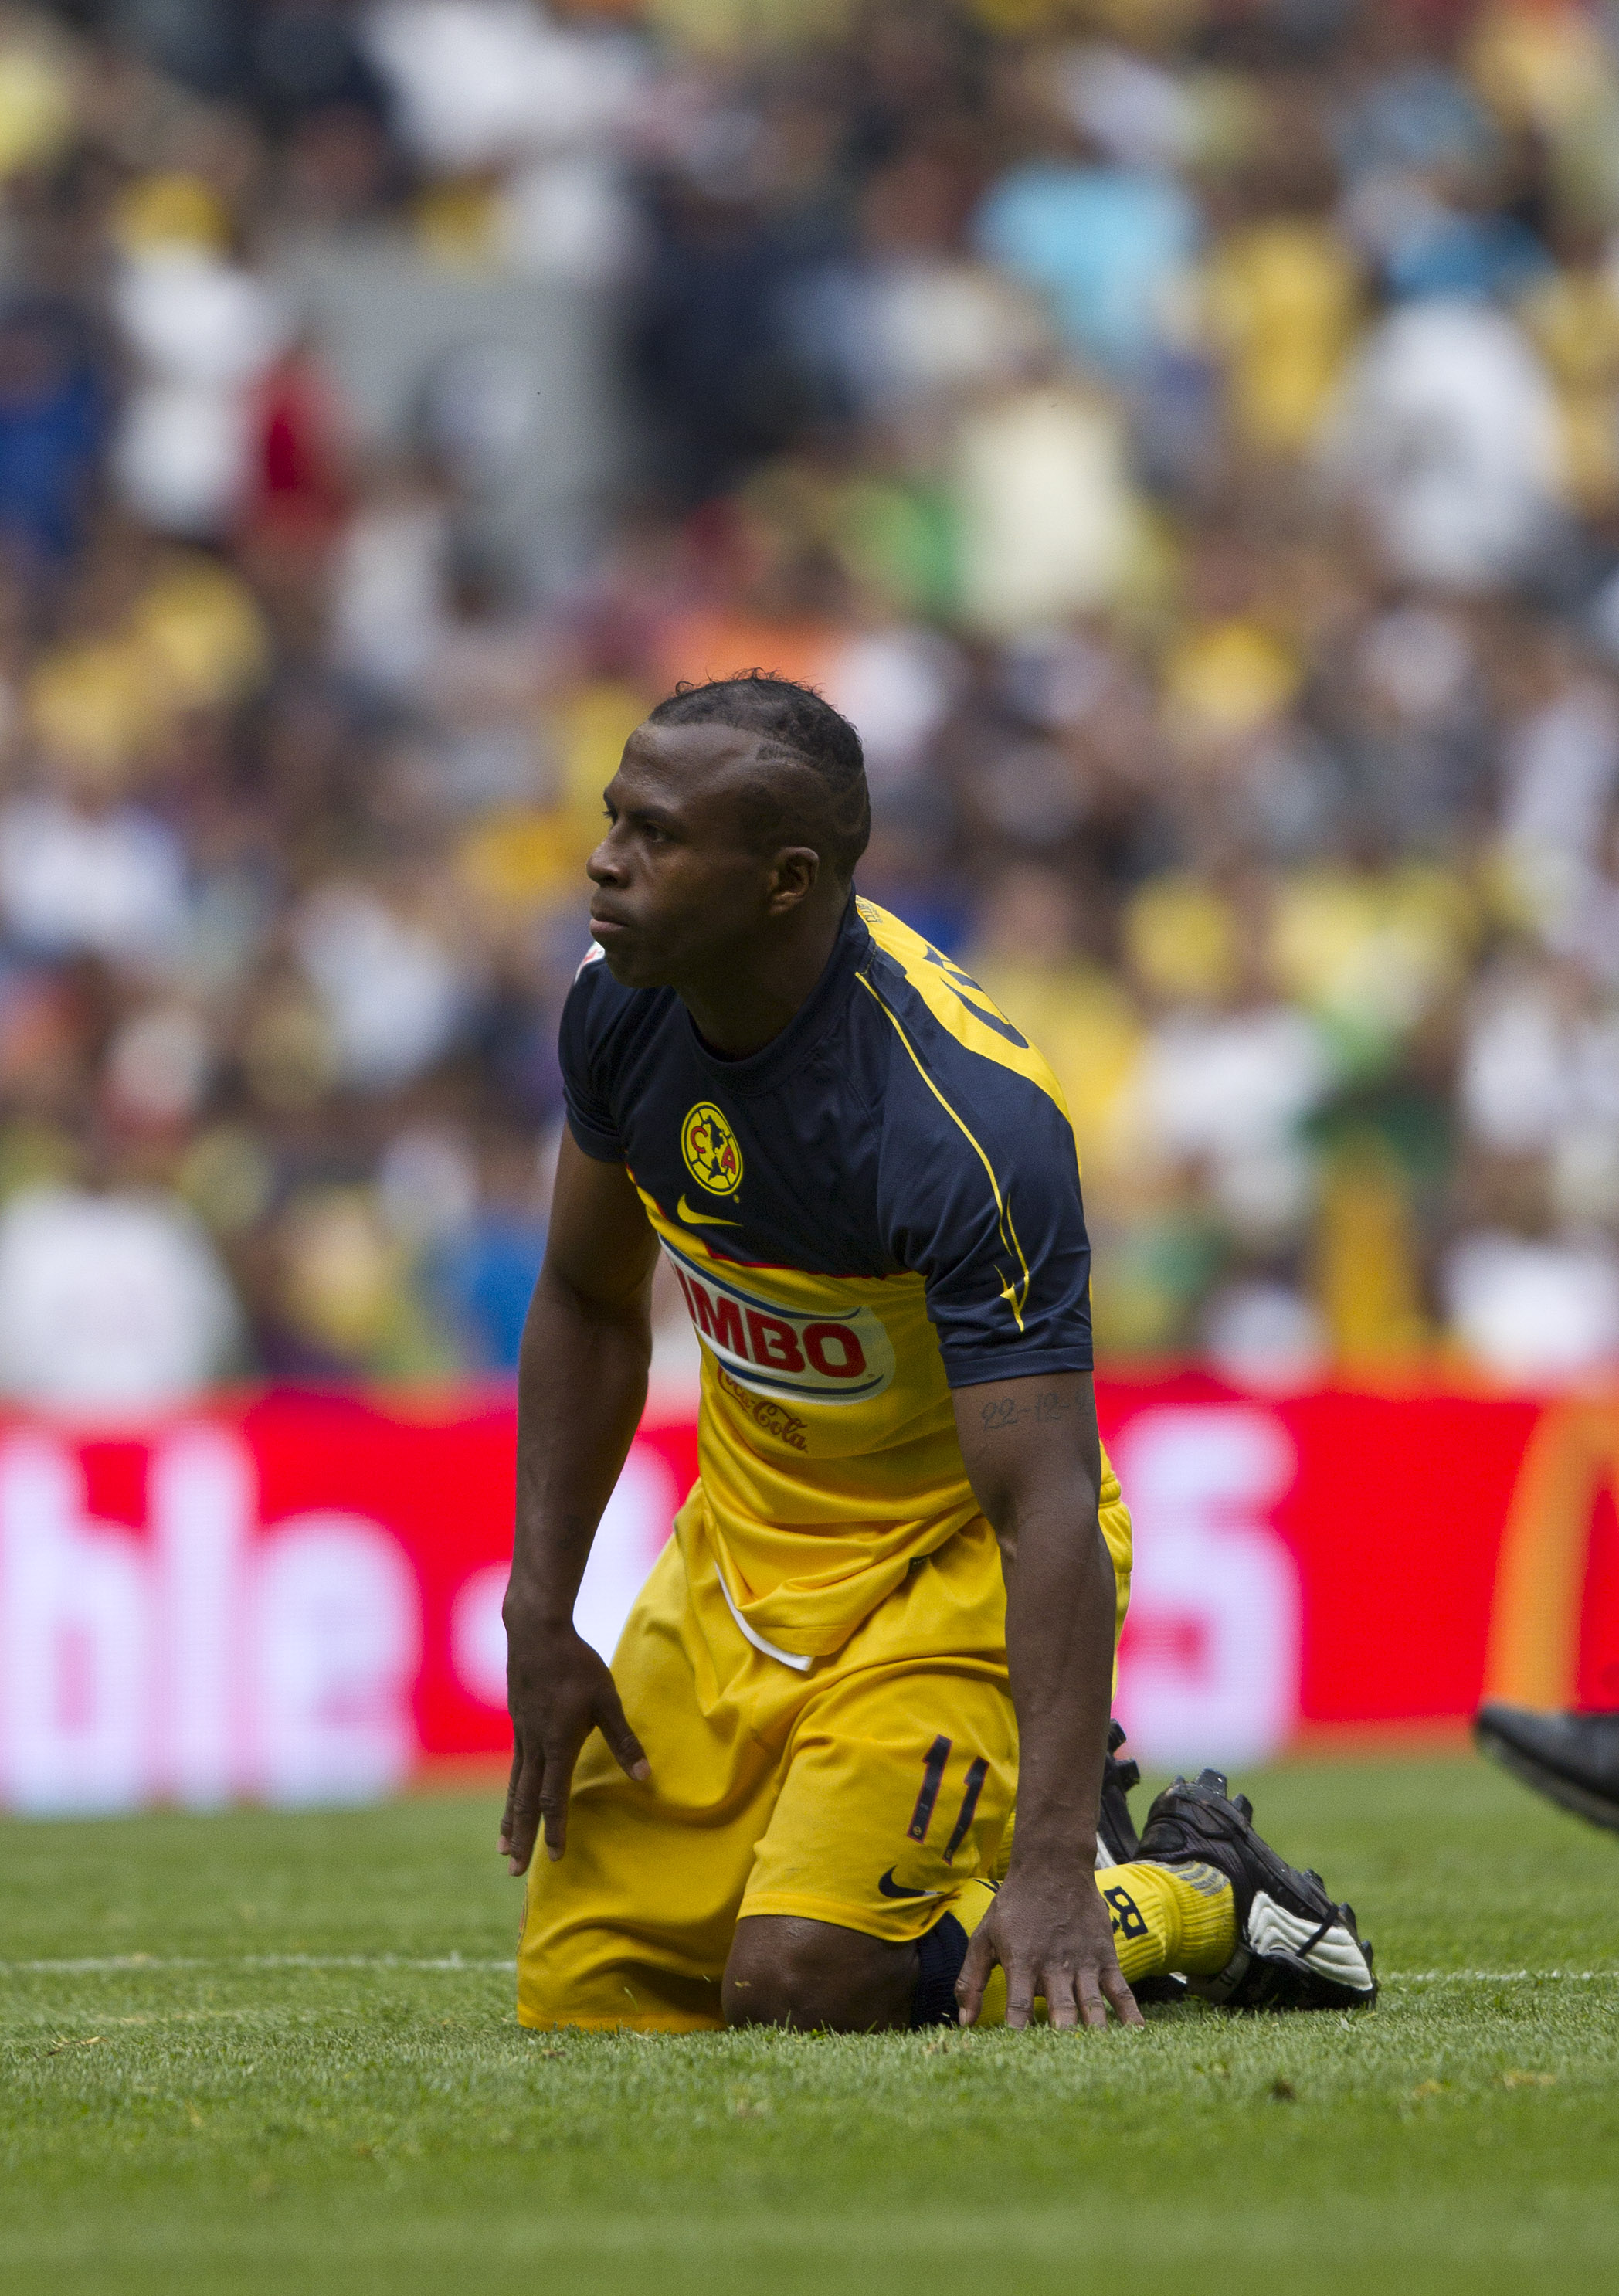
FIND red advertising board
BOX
[1,1379,1615,1812]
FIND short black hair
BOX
[647,671,871,883]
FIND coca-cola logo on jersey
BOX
[664,1247,896,1405]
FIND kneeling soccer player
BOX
[501,674,1375,2033]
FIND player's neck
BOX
[677,899,846,1060]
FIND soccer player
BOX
[501,675,1376,2032]
[1477,1704,1619,1833]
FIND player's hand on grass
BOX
[955,1859,1144,2032]
[500,1622,650,1874]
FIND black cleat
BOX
[1138,1768,1376,2012]
[1098,1718,1143,1867]
[1475,1705,1619,1833]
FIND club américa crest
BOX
[681,1102,743,1196]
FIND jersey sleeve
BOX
[558,953,626,1163]
[876,1026,1094,1387]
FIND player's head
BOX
[643,676,871,882]
[586,673,871,988]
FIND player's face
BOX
[586,722,796,987]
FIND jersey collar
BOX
[684,895,871,1099]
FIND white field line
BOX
[1384,1969,1619,1984]
[0,1955,518,1975]
[1,1957,1617,1982]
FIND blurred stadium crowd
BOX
[0,0,1616,1409]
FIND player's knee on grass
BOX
[722,1914,918,2031]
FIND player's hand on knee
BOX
[501,1624,650,1873]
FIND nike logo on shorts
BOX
[877,1867,943,1900]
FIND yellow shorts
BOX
[517,1493,1132,2033]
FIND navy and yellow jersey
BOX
[561,896,1122,1659]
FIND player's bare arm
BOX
[952,1370,1143,2033]
[499,1134,660,1876]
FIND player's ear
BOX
[766,846,820,914]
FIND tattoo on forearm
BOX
[979,1389,1073,1432]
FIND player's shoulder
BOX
[561,943,676,1068]
[853,898,1072,1126]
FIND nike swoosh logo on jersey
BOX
[677,1194,741,1228]
[877,1867,943,1900]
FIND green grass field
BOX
[2,1755,1616,2296]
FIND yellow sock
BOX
[993,1809,1234,1978]
[1101,1860,1237,1981]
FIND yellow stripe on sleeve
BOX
[855,971,1031,1333]
[856,900,1076,1129]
